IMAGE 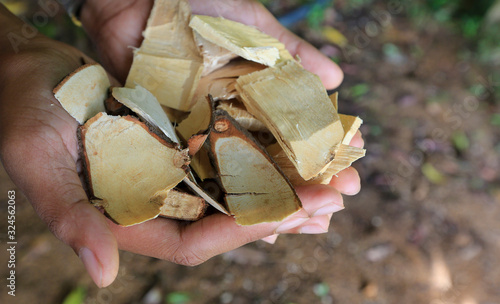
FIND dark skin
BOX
[0,0,363,287]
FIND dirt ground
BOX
[1,1,499,303]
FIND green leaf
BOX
[62,286,86,304]
[166,292,191,304]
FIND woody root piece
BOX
[236,60,345,181]
[80,113,190,226]
[207,110,301,225]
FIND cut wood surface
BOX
[126,0,203,111]
[155,189,207,221]
[208,110,301,225]
[237,60,345,181]
[53,63,109,124]
[190,15,294,67]
[80,113,189,226]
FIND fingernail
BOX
[261,234,279,244]
[299,224,328,234]
[312,204,344,217]
[275,217,309,234]
[79,247,103,288]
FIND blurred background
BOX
[1,0,499,303]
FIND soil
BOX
[1,1,499,304]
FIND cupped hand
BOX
[0,0,362,289]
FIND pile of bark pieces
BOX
[53,0,365,227]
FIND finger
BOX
[280,214,332,235]
[328,167,361,196]
[108,184,343,265]
[190,0,344,89]
[350,131,364,148]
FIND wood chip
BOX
[208,110,301,225]
[80,113,189,226]
[190,15,294,67]
[237,60,344,180]
[53,63,109,124]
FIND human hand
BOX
[0,4,119,288]
[0,0,363,290]
[78,0,363,280]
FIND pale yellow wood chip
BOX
[237,60,344,180]
[189,15,294,67]
[126,0,203,111]
[155,189,206,220]
[53,63,109,124]
[339,114,363,145]
[194,32,238,76]
[81,113,189,226]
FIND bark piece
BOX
[155,189,207,221]
[217,101,266,132]
[208,110,301,225]
[236,60,345,180]
[194,32,238,76]
[112,85,179,143]
[105,92,130,116]
[126,0,203,111]
[80,113,189,226]
[53,63,109,124]
[189,15,294,67]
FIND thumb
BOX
[0,129,119,288]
